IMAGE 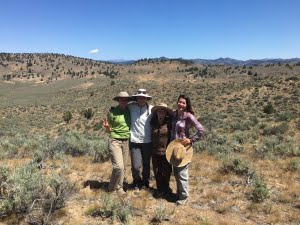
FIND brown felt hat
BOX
[166,139,193,167]
[151,103,173,115]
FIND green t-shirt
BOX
[108,106,131,139]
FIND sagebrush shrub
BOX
[221,157,251,176]
[91,139,109,162]
[262,122,289,136]
[193,131,231,155]
[263,102,275,114]
[229,141,245,153]
[0,165,9,183]
[253,136,299,158]
[63,110,72,123]
[86,192,132,223]
[250,175,270,203]
[2,131,110,162]
[1,163,43,215]
[232,130,248,144]
[152,203,168,224]
[83,108,94,119]
[249,116,259,126]
[296,119,300,130]
[43,173,75,212]
[287,159,300,172]
[0,138,18,159]
[230,120,251,131]
[0,163,74,222]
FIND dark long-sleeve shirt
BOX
[151,116,172,155]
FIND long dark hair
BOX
[177,94,194,115]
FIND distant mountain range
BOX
[108,59,136,65]
[191,57,300,66]
[108,57,300,66]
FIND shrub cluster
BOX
[193,131,244,156]
[253,136,299,158]
[0,162,75,223]
[82,108,94,119]
[220,157,252,176]
[0,132,109,163]
[250,175,270,203]
[85,192,132,224]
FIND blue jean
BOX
[130,142,152,185]
[173,163,189,200]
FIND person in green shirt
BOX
[103,92,131,195]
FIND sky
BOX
[1,0,300,60]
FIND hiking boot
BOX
[141,180,150,190]
[123,181,128,192]
[108,188,127,196]
[116,188,127,196]
[176,198,188,205]
[153,189,164,198]
[131,180,142,192]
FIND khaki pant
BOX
[108,138,129,191]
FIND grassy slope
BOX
[0,54,300,225]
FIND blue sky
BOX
[1,0,300,60]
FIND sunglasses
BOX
[137,90,147,94]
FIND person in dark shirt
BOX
[150,103,173,197]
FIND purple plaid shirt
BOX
[171,111,205,143]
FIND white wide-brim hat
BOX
[131,88,152,99]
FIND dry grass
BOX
[1,158,31,169]
[1,55,300,224]
[2,150,299,225]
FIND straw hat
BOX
[151,103,173,115]
[113,92,131,101]
[131,88,152,99]
[166,139,193,167]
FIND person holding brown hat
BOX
[150,103,173,197]
[127,88,153,190]
[103,91,131,195]
[167,94,205,205]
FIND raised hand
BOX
[102,118,112,132]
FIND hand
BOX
[181,138,191,146]
[102,118,111,131]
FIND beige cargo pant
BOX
[108,138,129,191]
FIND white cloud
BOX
[89,49,99,54]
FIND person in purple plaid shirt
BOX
[171,94,205,205]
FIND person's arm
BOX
[189,113,205,143]
[182,113,205,145]
[102,108,114,133]
[102,117,112,132]
[127,101,135,111]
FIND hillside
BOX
[0,53,300,225]
[1,53,300,84]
